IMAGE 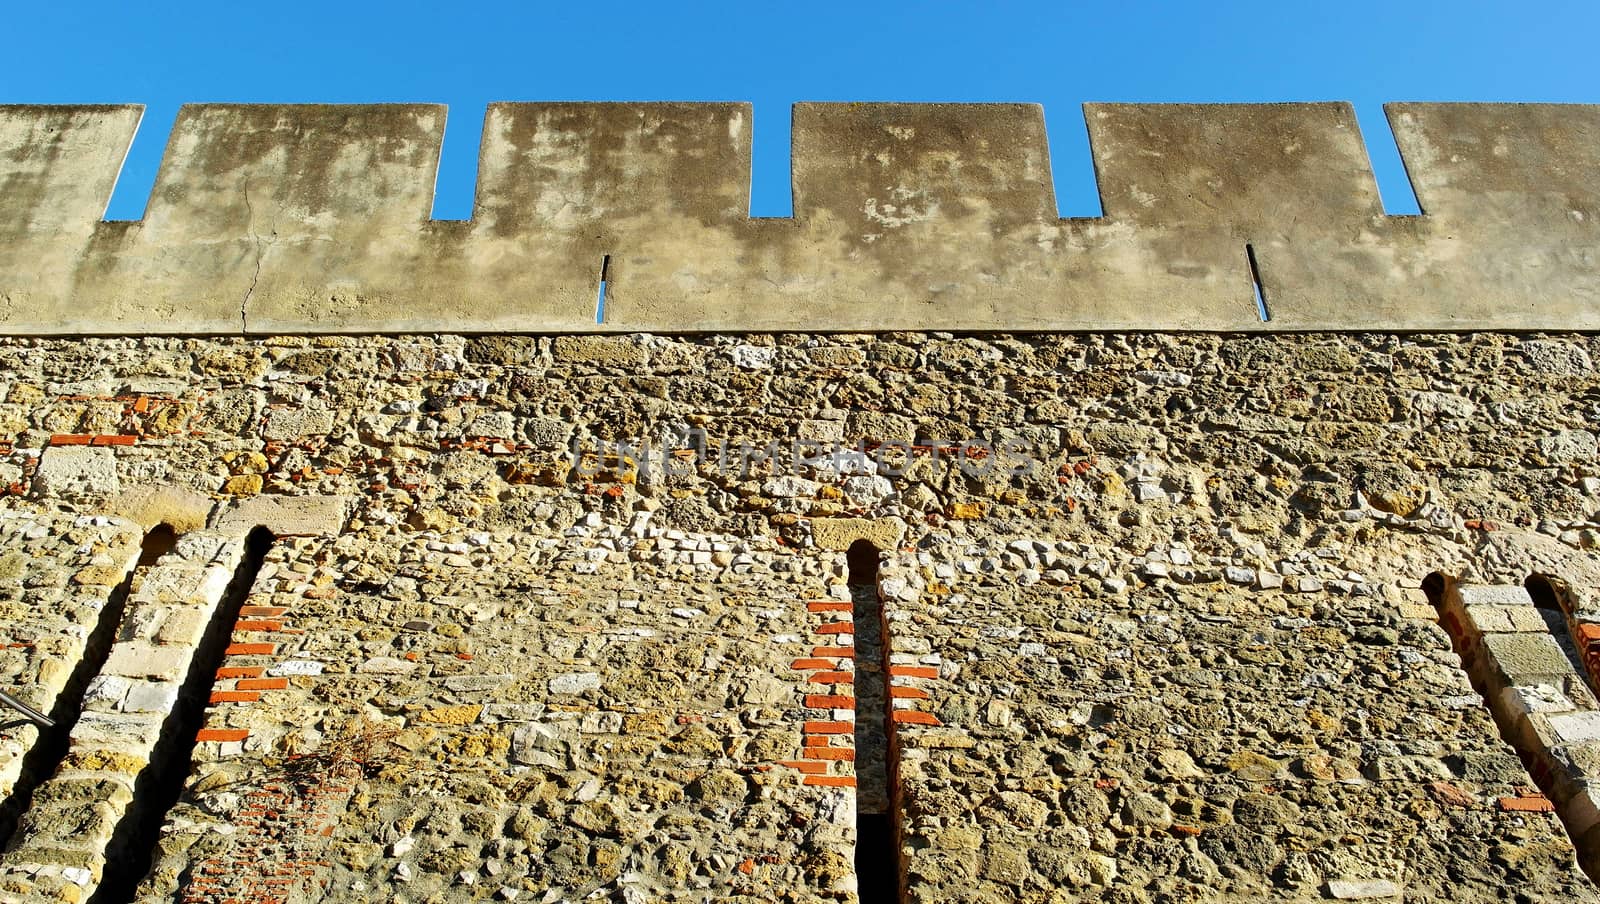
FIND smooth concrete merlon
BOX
[0,100,1596,335]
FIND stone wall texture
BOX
[1,331,1599,903]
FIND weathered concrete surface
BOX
[76,104,448,334]
[0,105,142,330]
[0,101,1597,333]
[1380,103,1600,327]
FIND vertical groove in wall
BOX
[0,525,174,850]
[91,526,274,904]
[848,540,903,902]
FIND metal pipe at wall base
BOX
[0,690,54,728]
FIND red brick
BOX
[891,686,930,699]
[811,646,853,658]
[804,721,853,734]
[237,677,289,691]
[804,775,857,788]
[777,760,827,774]
[240,606,290,617]
[225,642,278,656]
[49,434,91,446]
[815,622,853,635]
[803,735,837,747]
[804,694,854,710]
[808,671,854,685]
[1498,795,1555,813]
[892,710,942,726]
[211,690,261,704]
[801,746,854,761]
[216,666,265,679]
[196,729,249,743]
[807,601,852,612]
[790,658,839,670]
[91,434,136,446]
[233,619,285,632]
[890,665,939,679]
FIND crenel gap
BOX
[847,539,902,902]
[91,526,274,904]
[0,524,177,849]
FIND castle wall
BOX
[0,332,1598,902]
[3,102,1599,334]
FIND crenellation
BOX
[2,100,1598,333]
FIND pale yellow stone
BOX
[810,516,907,550]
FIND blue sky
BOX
[6,1,1597,219]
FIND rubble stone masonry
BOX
[1,331,1599,903]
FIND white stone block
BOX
[1327,879,1401,899]
[1456,584,1535,608]
[121,680,181,715]
[101,642,191,681]
[33,446,119,498]
[1501,684,1577,717]
[69,711,163,751]
[548,672,602,694]
[1548,711,1600,745]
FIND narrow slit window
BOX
[96,526,275,904]
[846,540,901,901]
[595,254,611,324]
[1246,244,1271,323]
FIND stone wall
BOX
[1,331,1599,902]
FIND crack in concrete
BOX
[241,180,264,336]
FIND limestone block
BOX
[80,675,131,712]
[1481,633,1572,684]
[1500,684,1578,717]
[172,532,243,566]
[548,672,601,694]
[1455,584,1536,608]
[263,407,335,440]
[552,336,651,368]
[120,680,180,715]
[101,642,191,681]
[1327,879,1401,899]
[1548,711,1600,746]
[1540,430,1598,464]
[130,563,228,606]
[1463,606,1516,633]
[1563,780,1600,837]
[68,711,163,752]
[116,605,170,642]
[154,607,209,646]
[212,494,346,537]
[1507,606,1557,633]
[32,446,118,498]
[810,517,907,552]
[105,484,213,533]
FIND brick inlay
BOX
[785,599,858,789]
